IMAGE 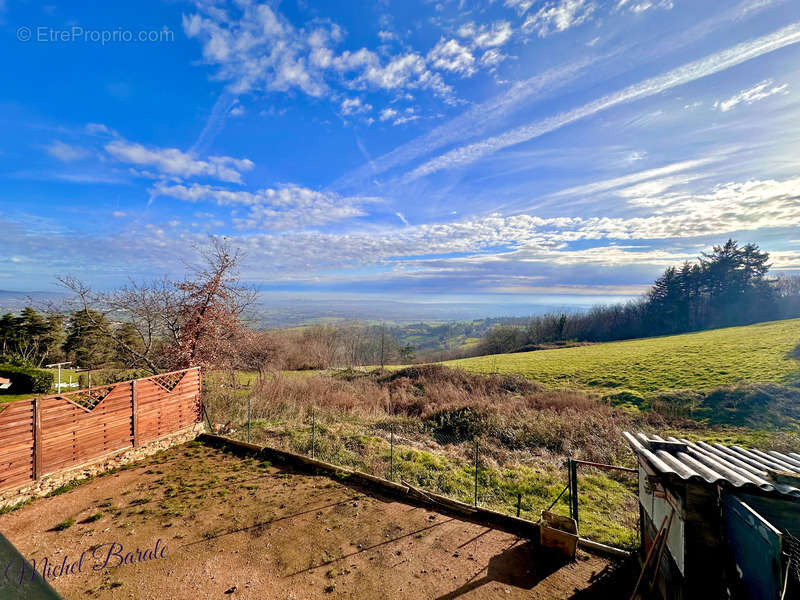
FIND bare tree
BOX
[58,238,255,373]
[58,276,165,373]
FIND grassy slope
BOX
[447,319,800,394]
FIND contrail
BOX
[190,90,238,155]
[407,21,800,181]
[329,53,602,191]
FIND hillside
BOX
[446,318,800,395]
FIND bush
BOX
[649,390,704,417]
[0,364,54,394]
[700,383,800,428]
[604,390,646,408]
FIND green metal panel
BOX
[723,493,782,600]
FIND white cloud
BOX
[85,123,115,136]
[45,141,88,162]
[504,0,535,15]
[713,79,789,112]
[393,114,420,125]
[522,0,596,37]
[407,22,800,179]
[616,0,673,13]
[479,49,508,68]
[226,175,800,269]
[150,173,800,265]
[362,53,452,97]
[183,2,454,105]
[182,3,329,97]
[427,38,476,76]
[106,140,254,184]
[332,54,600,190]
[458,21,514,48]
[379,107,398,121]
[341,97,373,115]
[548,158,714,199]
[151,182,380,231]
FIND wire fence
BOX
[207,396,639,549]
[784,531,800,597]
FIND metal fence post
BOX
[389,425,394,481]
[311,407,316,459]
[474,438,479,507]
[569,458,579,528]
[247,394,251,444]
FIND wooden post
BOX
[389,426,394,481]
[311,408,316,459]
[131,379,139,448]
[569,459,579,528]
[33,397,42,481]
[474,438,479,507]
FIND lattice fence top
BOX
[150,370,186,393]
[62,385,115,411]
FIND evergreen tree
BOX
[64,310,115,369]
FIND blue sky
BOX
[2,0,800,308]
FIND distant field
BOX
[446,319,800,394]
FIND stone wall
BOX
[0,423,204,510]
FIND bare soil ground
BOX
[0,442,632,599]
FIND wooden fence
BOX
[0,367,202,492]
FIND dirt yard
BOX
[0,442,630,599]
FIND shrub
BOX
[604,390,646,408]
[0,364,54,394]
[425,406,489,442]
[649,390,704,417]
[701,383,800,428]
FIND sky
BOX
[2,0,800,313]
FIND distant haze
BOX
[0,289,639,327]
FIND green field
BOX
[447,319,800,394]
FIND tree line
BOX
[3,238,798,375]
[0,240,255,374]
[480,240,800,355]
[0,240,418,377]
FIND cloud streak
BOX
[407,22,800,180]
[714,78,789,111]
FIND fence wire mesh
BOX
[785,531,800,595]
[203,382,639,549]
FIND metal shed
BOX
[624,431,800,600]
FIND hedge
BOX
[0,364,54,394]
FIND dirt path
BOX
[0,443,623,599]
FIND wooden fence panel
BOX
[0,367,202,493]
[136,368,201,443]
[0,399,35,489]
[39,382,133,476]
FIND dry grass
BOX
[207,365,665,466]
[203,362,800,549]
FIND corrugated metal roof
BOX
[624,431,800,499]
